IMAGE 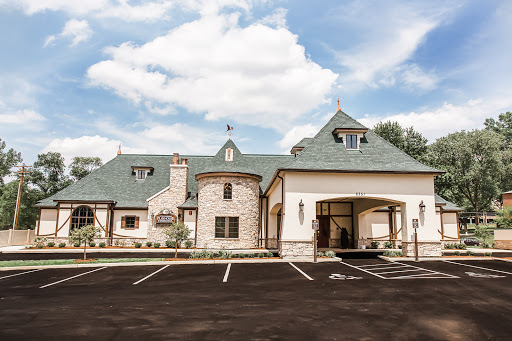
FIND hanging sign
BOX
[412,219,419,229]
[156,214,176,224]
[312,219,319,230]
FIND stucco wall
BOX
[442,212,459,240]
[196,175,260,249]
[112,209,148,239]
[38,209,58,236]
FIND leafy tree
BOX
[373,121,428,160]
[0,180,42,230]
[425,129,503,212]
[163,222,191,258]
[496,205,512,229]
[0,138,22,185]
[29,152,72,197]
[70,156,102,181]
[69,224,101,260]
[474,225,493,248]
[484,112,512,149]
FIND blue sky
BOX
[0,0,511,165]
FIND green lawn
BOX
[0,258,166,268]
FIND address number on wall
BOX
[355,192,366,196]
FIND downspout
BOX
[109,204,115,246]
[276,172,285,255]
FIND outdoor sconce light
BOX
[419,200,426,213]
[299,199,304,212]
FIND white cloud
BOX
[0,109,45,124]
[144,101,176,115]
[359,96,512,142]
[257,7,287,28]
[334,1,455,91]
[44,19,92,47]
[42,135,124,164]
[278,123,319,153]
[87,13,338,131]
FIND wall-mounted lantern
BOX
[419,200,426,213]
[299,199,304,212]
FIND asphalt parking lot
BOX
[1,259,512,340]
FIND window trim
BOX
[215,217,239,239]
[223,182,232,200]
[346,134,358,149]
[121,215,139,229]
[70,206,95,233]
[137,169,146,180]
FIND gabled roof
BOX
[435,194,464,212]
[293,137,313,149]
[280,110,441,174]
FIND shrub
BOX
[36,244,43,249]
[481,241,491,248]
[165,240,174,248]
[370,241,380,249]
[99,242,106,248]
[89,242,96,247]
[154,243,161,248]
[383,250,403,257]
[384,241,393,249]
[47,242,55,247]
[33,237,47,248]
[189,251,201,259]
[218,250,227,259]
[444,243,454,249]
[485,252,492,257]
[74,242,81,247]
[258,253,265,258]
[398,245,402,249]
[239,253,245,258]
[248,253,254,258]
[317,251,325,258]
[466,250,474,256]
[134,242,142,248]
[58,242,66,248]
[146,242,153,247]
[456,243,467,250]
[267,251,274,257]
[185,240,193,249]
[325,250,336,258]
[454,251,461,256]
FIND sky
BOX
[0,0,511,165]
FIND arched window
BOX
[223,183,232,200]
[71,206,95,231]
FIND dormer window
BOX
[137,169,146,180]
[346,134,358,149]
[225,148,233,161]
[132,166,153,180]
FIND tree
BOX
[484,112,512,149]
[0,138,22,185]
[70,156,102,181]
[29,152,72,197]
[69,224,101,260]
[0,180,42,230]
[425,129,504,212]
[373,121,428,160]
[163,222,191,258]
[496,205,512,229]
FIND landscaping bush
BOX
[454,251,461,256]
[33,237,47,248]
[325,250,336,258]
[99,242,106,248]
[73,242,81,247]
[36,244,43,249]
[384,241,393,249]
[485,252,492,257]
[398,245,402,249]
[165,240,173,248]
[47,242,55,247]
[189,251,201,259]
[456,243,467,250]
[185,240,193,249]
[154,243,161,248]
[370,241,380,249]
[466,250,474,256]
[481,241,491,248]
[240,253,245,258]
[89,242,96,247]
[267,251,274,257]
[258,253,265,258]
[248,253,254,258]
[383,250,403,257]
[444,243,454,249]
[146,242,153,247]
[58,242,66,248]
[317,251,325,258]
[134,242,142,248]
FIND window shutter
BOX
[135,216,139,229]
[121,216,126,229]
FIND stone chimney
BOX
[169,153,188,218]
[172,153,179,165]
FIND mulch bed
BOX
[74,259,97,263]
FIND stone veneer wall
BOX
[401,241,442,257]
[494,240,512,249]
[280,241,314,258]
[196,175,259,249]
[147,164,188,243]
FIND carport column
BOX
[400,203,410,255]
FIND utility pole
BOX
[12,163,31,230]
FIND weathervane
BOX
[226,124,234,136]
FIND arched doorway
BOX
[70,206,95,232]
[268,203,282,249]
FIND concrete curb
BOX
[0,256,340,271]
[1,248,274,254]
[379,255,498,262]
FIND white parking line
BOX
[375,269,423,275]
[358,263,395,267]
[133,265,170,285]
[390,273,455,279]
[40,267,107,288]
[394,262,459,278]
[223,263,231,283]
[365,265,408,271]
[340,261,387,279]
[443,260,512,275]
[289,262,313,280]
[0,269,42,280]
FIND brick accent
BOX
[401,241,442,257]
[196,175,259,249]
[147,163,188,243]
[495,240,512,249]
[280,241,314,258]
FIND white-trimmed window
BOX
[225,148,233,161]
[346,134,358,149]
[137,169,146,180]
[215,217,239,238]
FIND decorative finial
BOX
[117,144,122,155]
[226,124,234,137]
[336,98,341,111]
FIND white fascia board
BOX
[146,186,170,202]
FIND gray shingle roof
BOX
[293,137,313,149]
[282,110,442,173]
[435,194,464,211]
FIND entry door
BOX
[317,216,330,248]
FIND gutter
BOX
[276,172,284,254]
